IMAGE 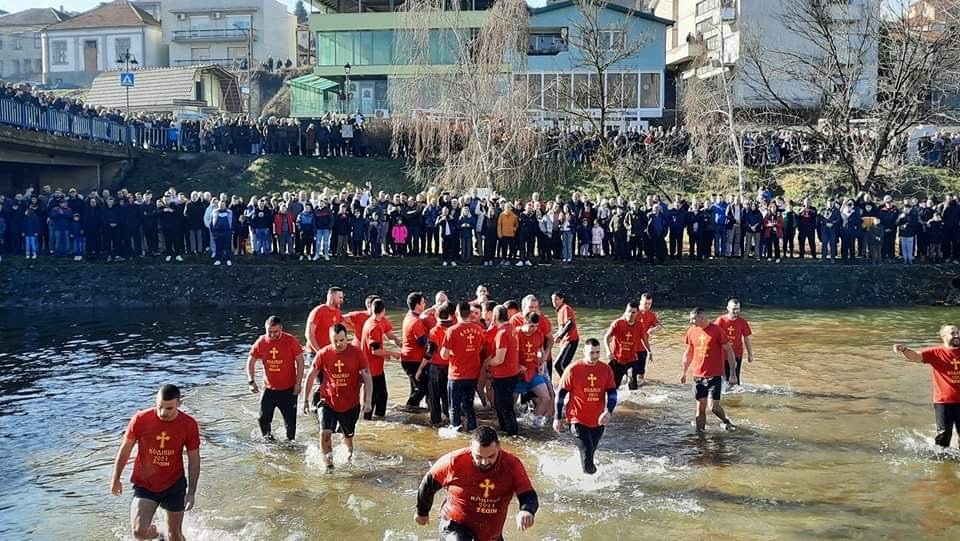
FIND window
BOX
[11,59,19,73]
[335,31,353,65]
[696,0,720,16]
[581,29,624,51]
[639,72,661,108]
[696,19,717,35]
[13,33,22,50]
[225,14,251,31]
[0,38,4,49]
[605,72,624,108]
[34,33,41,49]
[573,73,590,108]
[227,46,248,61]
[528,29,568,55]
[115,38,131,61]
[189,16,210,36]
[623,72,638,108]
[52,41,68,65]
[706,35,721,50]
[542,73,559,110]
[191,47,210,61]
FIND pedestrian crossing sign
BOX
[120,72,135,87]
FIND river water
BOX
[1,306,959,540]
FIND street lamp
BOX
[233,16,254,113]
[343,63,351,114]
[116,48,139,115]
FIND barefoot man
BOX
[894,325,960,448]
[110,384,200,541]
[681,307,738,432]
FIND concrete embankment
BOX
[1,259,958,309]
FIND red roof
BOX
[45,1,159,31]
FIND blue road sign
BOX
[120,72,135,87]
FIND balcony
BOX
[666,39,705,66]
[171,29,257,43]
[175,58,247,68]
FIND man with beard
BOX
[415,426,538,540]
[894,325,960,448]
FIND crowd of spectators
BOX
[2,183,958,267]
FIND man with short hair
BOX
[419,301,455,425]
[415,426,538,539]
[714,298,754,388]
[401,292,430,410]
[247,316,305,441]
[305,287,349,354]
[302,323,373,470]
[554,338,618,474]
[604,302,643,389]
[633,293,662,387]
[894,325,960,448]
[110,384,200,541]
[484,305,521,436]
[680,307,738,432]
[441,301,486,431]
[515,312,552,427]
[551,291,580,376]
[360,298,402,419]
[510,295,554,378]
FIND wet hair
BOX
[159,384,181,401]
[627,301,640,310]
[327,287,343,297]
[504,299,520,312]
[640,292,653,301]
[372,298,386,315]
[407,291,425,310]
[456,301,472,319]
[365,295,379,309]
[525,312,540,325]
[552,291,566,301]
[689,307,705,318]
[483,300,498,313]
[472,426,499,447]
[585,337,601,348]
[330,323,348,336]
[265,315,282,328]
[727,297,741,305]
[437,301,454,320]
[493,305,509,323]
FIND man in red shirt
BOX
[604,301,642,390]
[441,301,486,431]
[347,294,401,348]
[418,301,454,426]
[420,290,449,331]
[360,298,402,419]
[554,338,618,474]
[247,315,305,441]
[714,297,755,389]
[680,307,738,432]
[415,426,538,540]
[305,287,350,354]
[515,312,551,427]
[894,324,960,447]
[302,323,373,470]
[110,384,201,541]
[510,295,554,379]
[635,292,662,387]
[484,305,521,436]
[551,291,580,376]
[401,291,431,410]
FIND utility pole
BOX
[116,48,139,115]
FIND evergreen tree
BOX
[294,0,308,23]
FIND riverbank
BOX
[2,257,958,309]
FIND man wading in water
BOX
[110,384,200,541]
[894,325,960,448]
[415,426,538,540]
[247,316,305,441]
[681,307,738,432]
[714,297,755,391]
[302,324,373,471]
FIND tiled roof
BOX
[0,8,70,27]
[45,1,159,31]
[85,65,242,113]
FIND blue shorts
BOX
[515,374,548,394]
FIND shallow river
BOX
[1,305,959,540]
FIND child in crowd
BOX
[577,218,592,257]
[591,221,604,257]
[392,220,408,257]
[23,207,40,259]
[863,216,883,265]
[235,214,249,256]
[927,211,943,263]
[70,212,84,261]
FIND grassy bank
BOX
[120,152,960,201]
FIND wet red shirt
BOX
[313,344,369,412]
[489,324,520,379]
[401,312,428,362]
[922,346,960,403]
[429,321,454,367]
[608,318,642,363]
[360,317,388,377]
[445,322,485,380]
[637,310,660,345]
[429,448,534,541]
[125,408,200,493]
[348,311,394,346]
[481,325,498,363]
[307,304,343,352]
[559,359,615,427]
[714,315,752,358]
[249,332,303,390]
[517,328,544,382]
[556,303,579,342]
[684,324,729,378]
[510,312,552,339]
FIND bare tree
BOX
[389,0,543,193]
[740,0,960,192]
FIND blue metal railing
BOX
[0,96,171,149]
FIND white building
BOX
[653,0,878,109]
[0,8,69,83]
[162,0,296,70]
[41,1,167,87]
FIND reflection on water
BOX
[2,306,960,540]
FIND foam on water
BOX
[738,383,796,396]
[888,429,960,461]
[346,494,376,523]
[437,425,464,439]
[642,496,705,514]
[536,442,688,492]
[382,530,420,541]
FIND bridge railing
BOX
[0,96,148,148]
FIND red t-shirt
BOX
[429,448,534,541]
[401,312,428,362]
[637,310,659,344]
[714,315,752,358]
[489,324,520,379]
[348,311,394,346]
[445,322,485,380]
[125,408,200,493]
[422,311,438,332]
[558,359,615,427]
[556,303,579,342]
[360,317,387,377]
[921,346,960,403]
[510,312,552,339]
[684,324,729,378]
[517,328,544,382]
[429,321,454,367]
[481,325,498,362]
[313,344,369,412]
[307,304,343,352]
[608,318,642,363]
[249,332,303,390]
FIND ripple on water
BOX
[883,428,960,463]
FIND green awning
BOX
[286,74,339,93]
